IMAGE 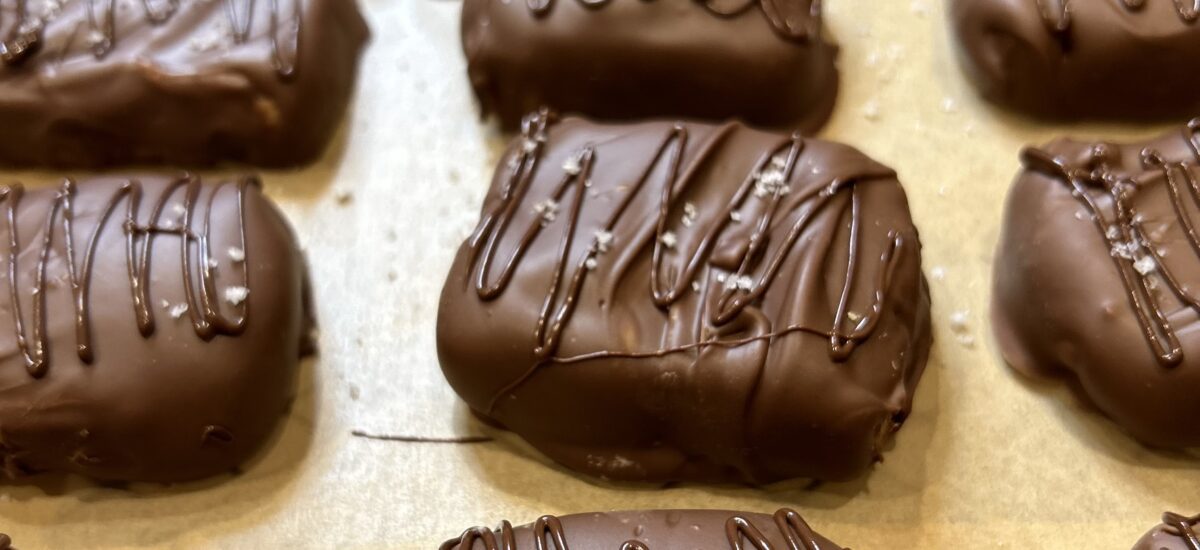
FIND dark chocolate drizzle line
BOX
[1,0,300,76]
[1019,119,1200,366]
[1163,512,1200,550]
[1036,0,1198,34]
[523,0,821,42]
[3,175,253,379]
[440,509,828,550]
[470,111,903,413]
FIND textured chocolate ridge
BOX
[0,174,310,483]
[461,0,837,133]
[440,508,844,550]
[0,0,369,167]
[520,0,822,41]
[993,120,1200,448]
[438,113,931,483]
[950,0,1200,120]
[1132,512,1200,550]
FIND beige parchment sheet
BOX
[0,0,1196,548]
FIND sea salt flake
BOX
[949,310,970,332]
[1134,255,1157,275]
[562,153,583,176]
[533,199,559,224]
[863,100,881,121]
[584,257,597,270]
[593,230,613,253]
[227,247,245,262]
[681,202,698,227]
[169,303,189,319]
[224,286,250,306]
[659,231,678,249]
[730,211,743,223]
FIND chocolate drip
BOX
[1163,512,1200,550]
[726,508,823,550]
[440,517,568,550]
[522,0,820,41]
[1019,119,1200,366]
[1036,0,1197,33]
[443,509,828,550]
[469,111,903,413]
[0,0,300,76]
[2,175,253,379]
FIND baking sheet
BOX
[0,1,1196,548]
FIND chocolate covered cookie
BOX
[461,0,837,133]
[0,174,312,483]
[1132,512,1200,550]
[949,0,1200,120]
[994,120,1200,448]
[438,112,932,484]
[441,508,845,550]
[0,0,368,167]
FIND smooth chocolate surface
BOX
[440,508,845,550]
[1132,512,1200,550]
[461,0,837,133]
[0,0,368,168]
[437,113,932,484]
[993,120,1200,448]
[949,0,1200,120]
[0,174,311,483]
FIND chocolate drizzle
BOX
[522,0,821,41]
[1019,119,1200,367]
[1163,512,1200,550]
[0,0,301,76]
[441,509,828,550]
[1036,0,1199,34]
[725,508,823,550]
[1,175,253,379]
[468,111,903,413]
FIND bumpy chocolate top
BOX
[0,0,368,167]
[438,113,931,484]
[440,508,845,550]
[992,120,1200,448]
[461,0,837,133]
[1132,512,1200,550]
[0,175,311,483]
[949,0,1200,120]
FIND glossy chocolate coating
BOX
[461,0,838,133]
[440,508,844,550]
[0,0,368,168]
[0,175,311,483]
[437,113,932,484]
[993,121,1200,448]
[1132,512,1200,550]
[949,0,1200,120]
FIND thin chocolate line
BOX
[1,0,300,77]
[521,0,820,42]
[3,176,254,379]
[1019,126,1200,366]
[350,430,494,444]
[440,508,827,550]
[1036,0,1198,34]
[1163,511,1200,550]
[472,112,903,412]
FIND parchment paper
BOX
[0,1,1195,548]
